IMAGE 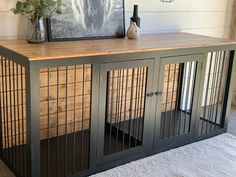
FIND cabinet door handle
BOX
[146,92,154,97]
[155,91,163,96]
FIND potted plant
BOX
[11,0,62,43]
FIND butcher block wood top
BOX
[0,33,236,61]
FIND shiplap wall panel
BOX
[125,11,232,31]
[0,12,27,39]
[0,0,233,39]
[1,0,233,12]
[0,0,17,11]
[125,0,233,12]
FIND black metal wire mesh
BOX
[0,56,27,177]
[198,51,230,135]
[39,65,92,177]
[160,62,197,140]
[104,67,148,155]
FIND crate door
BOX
[97,59,155,164]
[197,51,232,136]
[154,55,202,146]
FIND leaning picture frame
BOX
[47,0,125,41]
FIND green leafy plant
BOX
[11,0,62,22]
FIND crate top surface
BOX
[0,33,236,61]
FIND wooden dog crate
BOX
[0,33,235,177]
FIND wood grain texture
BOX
[39,65,92,140]
[0,33,236,61]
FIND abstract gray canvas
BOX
[48,0,125,40]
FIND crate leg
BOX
[26,66,40,177]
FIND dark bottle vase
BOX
[131,5,140,28]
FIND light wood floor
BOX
[0,108,236,177]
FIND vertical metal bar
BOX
[47,68,50,177]
[114,71,118,151]
[133,68,139,145]
[109,71,114,154]
[1,57,6,159]
[188,62,197,133]
[8,60,14,164]
[138,67,145,141]
[221,50,235,127]
[206,52,218,134]
[12,62,17,168]
[173,64,182,137]
[210,51,221,132]
[117,70,122,146]
[64,66,68,176]
[178,63,187,135]
[5,58,10,161]
[201,53,213,135]
[4,59,8,160]
[115,70,121,152]
[163,64,171,139]
[136,67,142,144]
[208,52,219,132]
[128,68,135,148]
[0,57,3,157]
[56,67,59,177]
[122,69,129,150]
[73,65,77,173]
[142,67,146,140]
[80,65,85,170]
[26,65,40,177]
[0,58,2,157]
[168,64,177,137]
[20,66,25,177]
[136,68,141,141]
[16,64,21,174]
[214,51,226,130]
[183,62,192,134]
[140,67,148,142]
[118,69,124,149]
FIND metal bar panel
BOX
[81,65,85,170]
[1,57,6,159]
[122,69,129,150]
[168,64,177,138]
[56,67,59,177]
[64,66,68,176]
[20,66,25,177]
[73,65,77,173]
[128,69,135,148]
[16,64,21,174]
[221,50,236,128]
[178,63,187,136]
[163,64,171,139]
[201,53,213,135]
[8,60,14,165]
[47,68,50,177]
[12,61,17,169]
[210,52,221,132]
[214,51,226,131]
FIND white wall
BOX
[0,0,234,39]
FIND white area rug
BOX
[92,133,236,177]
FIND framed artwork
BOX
[47,0,125,41]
